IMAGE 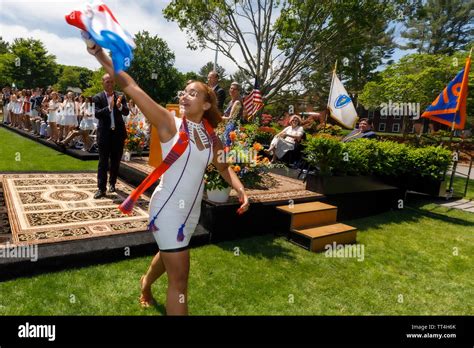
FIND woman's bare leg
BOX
[140,251,166,304]
[160,249,190,315]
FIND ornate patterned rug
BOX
[0,176,12,245]
[2,173,149,246]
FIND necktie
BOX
[108,93,115,129]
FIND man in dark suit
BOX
[207,70,226,112]
[342,118,377,143]
[93,73,129,199]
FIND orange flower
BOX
[262,157,270,164]
[229,131,237,142]
[233,165,241,172]
[253,142,263,151]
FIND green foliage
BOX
[0,38,58,89]
[359,52,474,128]
[198,61,226,81]
[82,67,108,97]
[54,65,93,93]
[54,65,94,91]
[406,145,452,180]
[283,0,401,108]
[303,136,452,180]
[400,0,473,55]
[302,134,344,176]
[204,164,230,190]
[127,31,183,104]
[0,36,9,54]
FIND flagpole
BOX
[323,61,337,131]
[448,48,471,196]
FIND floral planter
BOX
[206,187,232,203]
[122,151,131,162]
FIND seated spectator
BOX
[266,115,304,163]
[342,118,376,142]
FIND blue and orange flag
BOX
[421,55,471,130]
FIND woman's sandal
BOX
[139,275,157,308]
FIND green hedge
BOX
[303,136,452,180]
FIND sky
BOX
[0,0,413,77]
[0,0,240,75]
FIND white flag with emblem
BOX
[327,71,358,129]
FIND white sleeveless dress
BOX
[149,117,214,251]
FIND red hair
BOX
[187,81,222,128]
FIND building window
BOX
[392,123,400,133]
[379,123,386,132]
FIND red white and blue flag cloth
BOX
[243,81,263,119]
[421,56,471,130]
[65,0,135,73]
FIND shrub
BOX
[303,137,452,180]
[302,134,344,176]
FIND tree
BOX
[280,0,403,110]
[400,0,474,55]
[0,37,9,54]
[5,38,58,89]
[82,67,108,97]
[164,0,406,103]
[359,51,474,129]
[126,31,183,104]
[55,65,94,92]
[198,61,226,81]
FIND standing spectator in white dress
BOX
[47,92,61,142]
[266,115,304,162]
[62,92,77,138]
[10,93,23,128]
[126,98,140,124]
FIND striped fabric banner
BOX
[243,88,263,118]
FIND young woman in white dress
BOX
[86,39,250,316]
[61,92,77,138]
[47,92,61,142]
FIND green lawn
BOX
[0,127,97,172]
[0,126,472,315]
[0,199,472,316]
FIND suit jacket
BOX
[93,91,129,143]
[213,84,226,112]
[342,129,377,143]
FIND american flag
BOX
[243,83,263,119]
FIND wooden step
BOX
[289,223,357,252]
[276,202,338,229]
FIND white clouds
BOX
[0,0,239,74]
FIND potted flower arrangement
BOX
[124,121,147,160]
[204,128,274,202]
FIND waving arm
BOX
[88,45,176,142]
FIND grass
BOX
[0,127,98,172]
[0,125,472,315]
[0,199,472,316]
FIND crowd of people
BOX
[1,86,148,153]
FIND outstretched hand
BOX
[81,30,100,55]
[236,188,250,215]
